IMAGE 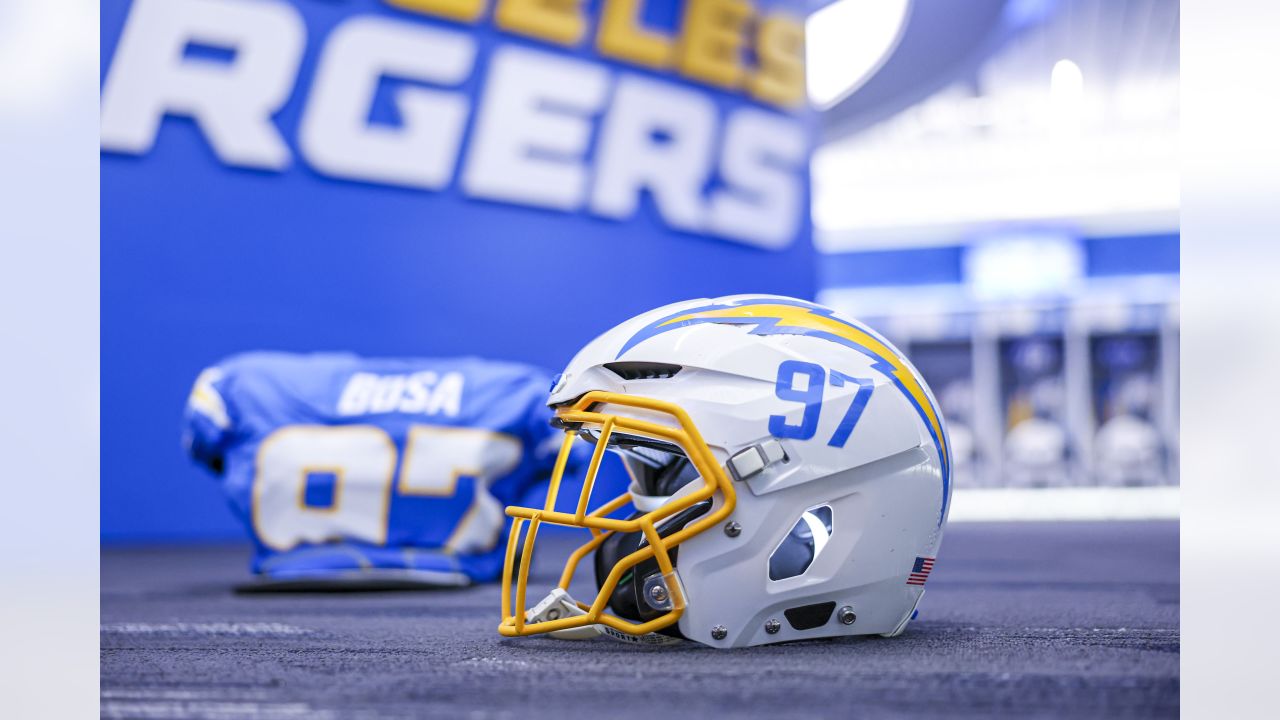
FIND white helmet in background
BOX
[498,295,952,648]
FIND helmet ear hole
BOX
[768,505,834,581]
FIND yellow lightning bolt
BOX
[660,304,948,465]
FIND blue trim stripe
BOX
[1085,234,1180,277]
[820,233,1180,289]
[821,246,965,288]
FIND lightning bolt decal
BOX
[619,298,951,523]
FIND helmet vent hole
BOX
[603,362,683,381]
[783,601,837,631]
[768,505,833,581]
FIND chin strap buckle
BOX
[524,588,684,645]
[525,588,603,640]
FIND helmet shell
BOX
[552,295,952,646]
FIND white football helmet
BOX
[498,295,952,648]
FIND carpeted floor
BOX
[101,521,1178,719]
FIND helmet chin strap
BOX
[524,588,682,645]
[523,589,604,640]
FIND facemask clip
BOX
[641,570,686,612]
[525,588,603,640]
[728,439,788,482]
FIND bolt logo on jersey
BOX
[619,297,950,520]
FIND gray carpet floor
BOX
[101,521,1178,719]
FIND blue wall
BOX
[102,0,818,541]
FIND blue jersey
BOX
[183,352,566,586]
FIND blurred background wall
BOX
[101,0,820,540]
[101,0,1179,541]
[813,0,1180,505]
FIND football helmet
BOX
[498,295,952,648]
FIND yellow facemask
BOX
[498,390,737,639]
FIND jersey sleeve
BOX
[484,370,568,507]
[181,366,236,473]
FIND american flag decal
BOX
[907,557,935,586]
